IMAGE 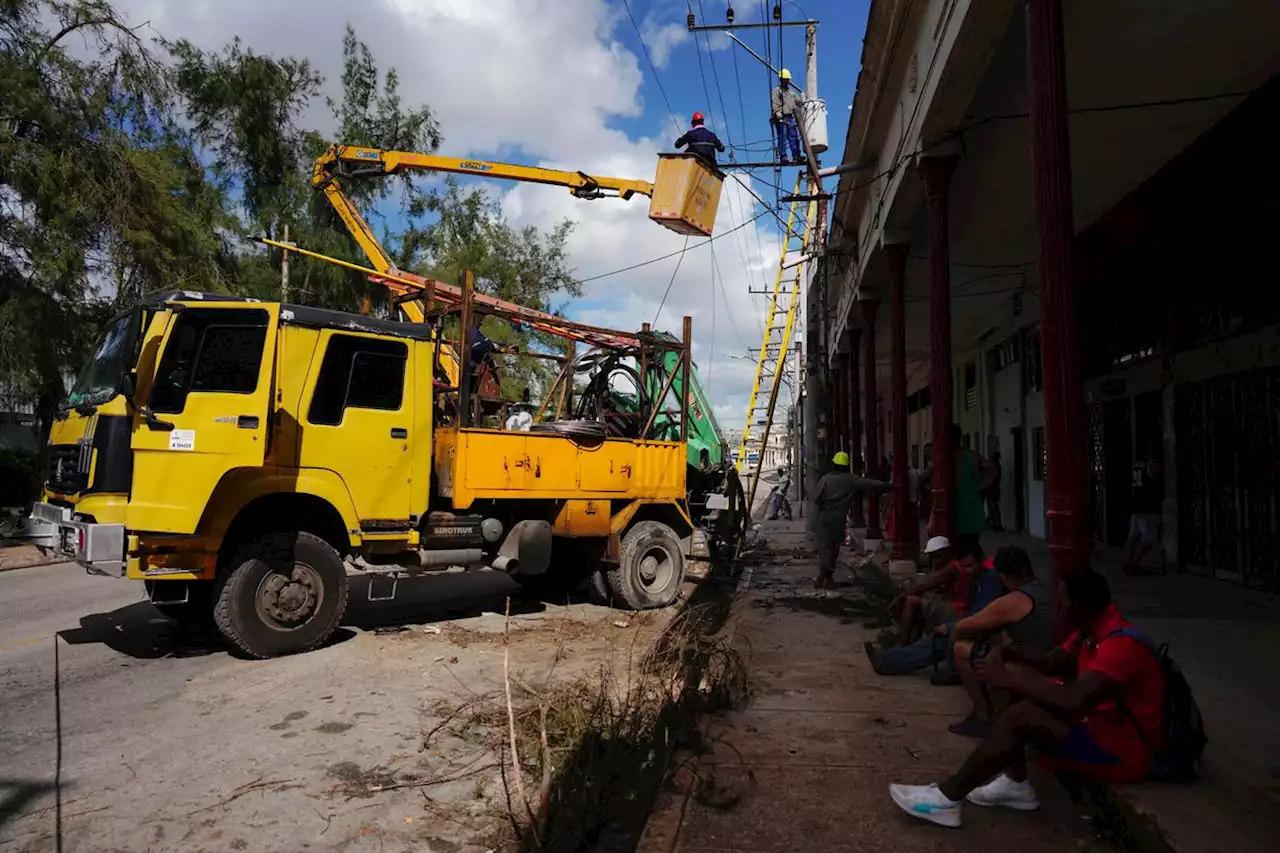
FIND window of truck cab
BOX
[63,309,143,411]
[149,308,270,414]
[307,334,408,426]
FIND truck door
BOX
[128,303,278,533]
[299,331,414,532]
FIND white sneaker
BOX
[888,783,962,828]
[965,773,1041,811]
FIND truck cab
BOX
[32,293,693,658]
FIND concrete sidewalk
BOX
[639,520,1091,853]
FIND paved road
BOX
[0,562,662,852]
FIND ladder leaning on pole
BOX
[735,175,815,518]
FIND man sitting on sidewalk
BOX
[885,536,980,647]
[865,543,1000,678]
[888,569,1167,829]
[944,545,1056,738]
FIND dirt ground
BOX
[0,562,686,853]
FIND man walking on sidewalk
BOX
[812,451,891,589]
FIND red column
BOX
[832,359,846,452]
[919,155,957,541]
[885,243,914,559]
[1027,0,1089,624]
[848,330,866,526]
[861,300,882,538]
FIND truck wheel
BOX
[145,580,214,629]
[605,521,685,610]
[213,532,348,659]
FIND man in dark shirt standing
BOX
[812,451,891,589]
[674,112,725,166]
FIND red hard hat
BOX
[691,111,705,123]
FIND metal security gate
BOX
[1177,368,1280,592]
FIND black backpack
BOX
[1101,628,1207,783]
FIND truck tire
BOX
[145,580,214,629]
[213,531,348,659]
[604,521,685,610]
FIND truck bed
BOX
[433,427,686,507]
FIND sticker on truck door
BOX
[169,429,196,451]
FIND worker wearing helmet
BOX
[771,68,806,165]
[812,450,892,588]
[674,112,726,166]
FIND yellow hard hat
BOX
[779,68,792,80]
[832,451,850,467]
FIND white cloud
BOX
[641,18,690,69]
[116,0,643,158]
[107,0,797,429]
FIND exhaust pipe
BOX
[417,548,484,568]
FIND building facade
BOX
[822,0,1280,590]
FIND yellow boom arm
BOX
[312,146,718,299]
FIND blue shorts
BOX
[1128,513,1159,547]
[1046,725,1121,767]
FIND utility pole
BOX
[280,224,292,302]
[799,21,827,514]
[688,7,828,507]
[792,341,804,507]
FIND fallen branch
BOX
[186,778,299,815]
[504,596,544,851]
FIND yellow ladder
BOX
[736,176,814,516]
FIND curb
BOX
[0,546,64,573]
[634,553,758,853]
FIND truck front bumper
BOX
[30,503,126,577]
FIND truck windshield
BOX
[63,310,140,411]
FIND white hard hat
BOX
[923,535,952,554]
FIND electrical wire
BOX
[685,4,773,317]
[652,235,691,327]
[826,87,1261,214]
[708,236,717,391]
[711,239,753,350]
[729,172,807,244]
[621,0,683,134]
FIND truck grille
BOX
[46,445,87,494]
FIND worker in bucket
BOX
[674,112,726,166]
[811,452,892,589]
[771,69,805,165]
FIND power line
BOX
[576,206,771,285]
[690,3,772,307]
[711,237,752,350]
[730,173,806,244]
[620,0,682,134]
[708,236,717,390]
[826,87,1261,213]
[652,235,691,327]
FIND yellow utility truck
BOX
[32,285,698,658]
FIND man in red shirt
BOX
[886,536,973,647]
[887,569,1166,828]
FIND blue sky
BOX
[112,0,872,428]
